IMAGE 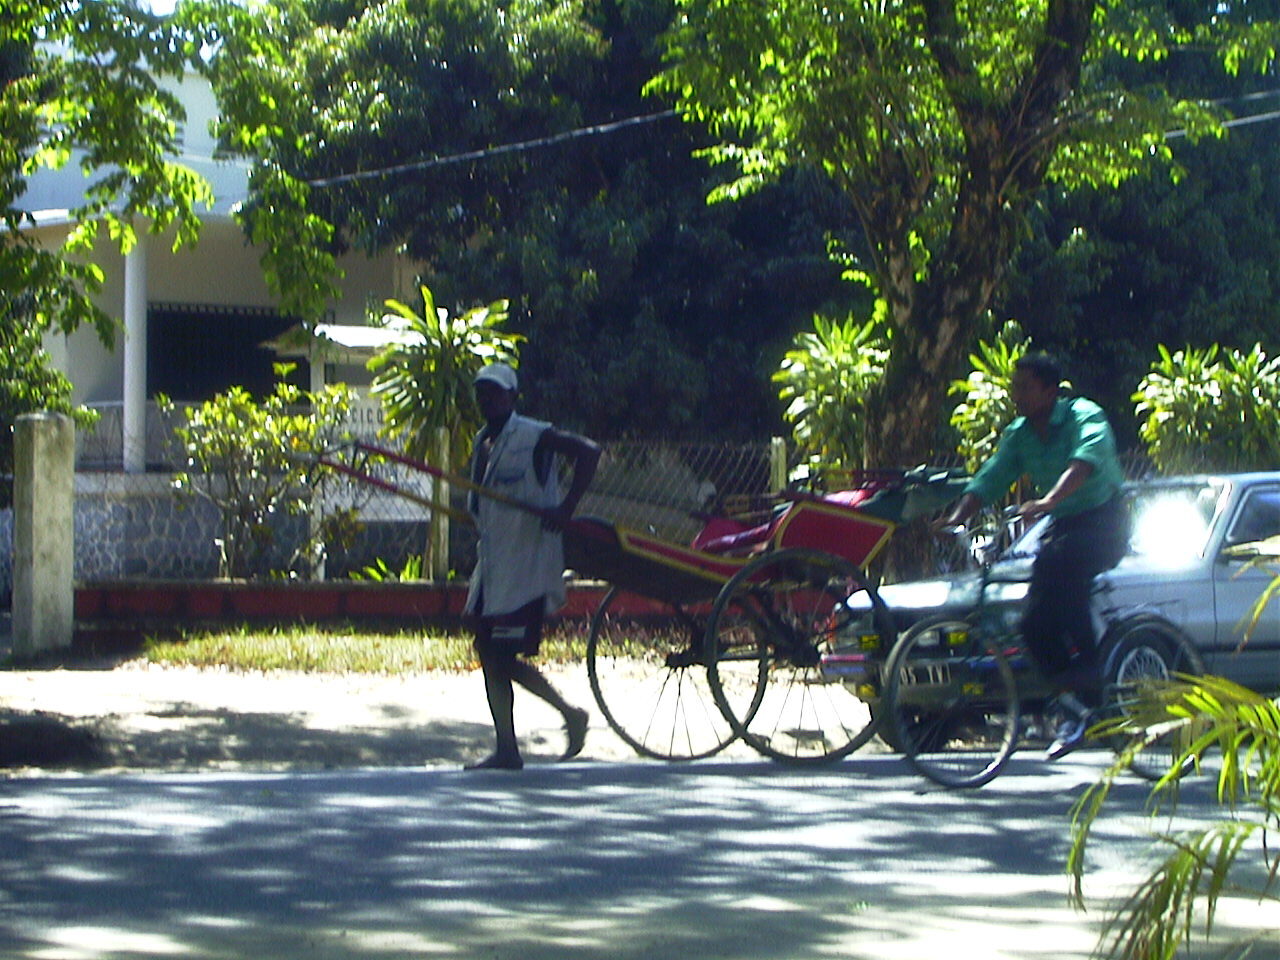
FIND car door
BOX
[1211,483,1280,691]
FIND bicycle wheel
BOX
[586,587,742,761]
[1098,615,1205,781]
[883,614,1020,788]
[704,548,885,764]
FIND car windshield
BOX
[1003,480,1224,564]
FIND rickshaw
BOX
[320,442,968,765]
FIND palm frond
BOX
[1071,675,1280,959]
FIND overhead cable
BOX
[306,109,678,189]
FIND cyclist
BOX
[935,352,1130,759]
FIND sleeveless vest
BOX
[464,413,566,617]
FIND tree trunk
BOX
[860,0,1096,581]
[864,311,968,582]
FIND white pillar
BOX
[13,413,75,657]
[122,236,148,473]
[309,347,327,580]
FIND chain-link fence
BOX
[76,402,186,471]
[2,400,1157,592]
[50,407,784,585]
[352,438,784,579]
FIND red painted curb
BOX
[73,580,649,627]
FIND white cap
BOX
[474,363,518,392]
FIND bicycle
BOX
[880,518,1205,788]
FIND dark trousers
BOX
[1021,494,1130,703]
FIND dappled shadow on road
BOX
[0,710,109,768]
[97,705,490,770]
[1,755,1256,960]
[0,703,491,772]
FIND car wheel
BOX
[1098,614,1205,781]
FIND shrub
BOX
[160,364,359,579]
[773,304,889,480]
[1134,343,1280,473]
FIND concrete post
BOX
[13,412,75,657]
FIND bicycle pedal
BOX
[664,648,703,669]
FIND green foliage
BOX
[948,321,1031,472]
[0,304,99,508]
[645,0,1280,466]
[368,285,523,464]
[1069,675,1280,960]
[1002,114,1280,431]
[349,554,424,583]
[202,0,603,320]
[2,0,217,339]
[203,0,857,439]
[0,0,219,488]
[1133,343,1280,473]
[773,305,888,477]
[160,365,358,580]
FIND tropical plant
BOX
[1068,674,1280,960]
[160,365,358,580]
[773,303,889,480]
[948,321,1032,473]
[1134,343,1280,473]
[368,285,522,464]
[367,285,522,577]
[349,554,425,583]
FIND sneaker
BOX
[561,707,589,761]
[1045,715,1090,761]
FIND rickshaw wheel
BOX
[586,587,742,761]
[704,548,886,765]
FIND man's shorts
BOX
[473,594,546,657]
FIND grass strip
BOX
[141,622,590,674]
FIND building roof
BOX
[261,322,424,361]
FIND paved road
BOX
[0,753,1270,960]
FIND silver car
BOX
[843,472,1280,694]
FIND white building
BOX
[20,72,417,472]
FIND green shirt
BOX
[965,395,1123,517]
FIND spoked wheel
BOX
[586,587,743,761]
[704,548,886,765]
[1099,615,1206,781]
[883,615,1020,788]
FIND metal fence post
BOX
[13,412,75,656]
[769,437,788,492]
[428,427,450,580]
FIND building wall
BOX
[22,73,411,409]
[36,219,405,408]
[0,478,441,602]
